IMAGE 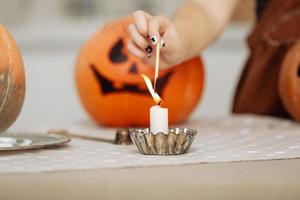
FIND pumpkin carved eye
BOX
[297,65,300,77]
[109,38,127,63]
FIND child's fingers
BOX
[148,15,171,45]
[128,24,150,52]
[127,40,146,59]
[160,25,177,53]
[133,10,152,37]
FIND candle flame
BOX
[141,74,162,105]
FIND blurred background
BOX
[0,0,255,132]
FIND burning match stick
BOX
[141,40,168,134]
[153,41,162,91]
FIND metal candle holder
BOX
[130,128,197,155]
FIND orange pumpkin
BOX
[279,40,300,122]
[0,25,25,132]
[75,16,204,127]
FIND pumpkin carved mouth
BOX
[90,64,173,96]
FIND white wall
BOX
[0,0,252,131]
[7,22,250,132]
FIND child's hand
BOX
[128,10,186,69]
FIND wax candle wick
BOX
[157,101,162,106]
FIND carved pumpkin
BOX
[0,25,25,132]
[75,16,204,127]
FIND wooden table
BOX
[1,159,300,200]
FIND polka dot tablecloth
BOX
[1,115,300,175]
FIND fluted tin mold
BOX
[130,128,197,155]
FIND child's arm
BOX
[128,0,240,68]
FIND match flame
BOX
[141,74,162,105]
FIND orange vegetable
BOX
[0,25,25,132]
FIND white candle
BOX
[150,105,168,134]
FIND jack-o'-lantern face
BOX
[90,38,172,96]
[76,16,205,127]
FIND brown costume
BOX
[232,0,300,122]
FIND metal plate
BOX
[0,133,71,151]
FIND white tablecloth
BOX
[1,115,300,200]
